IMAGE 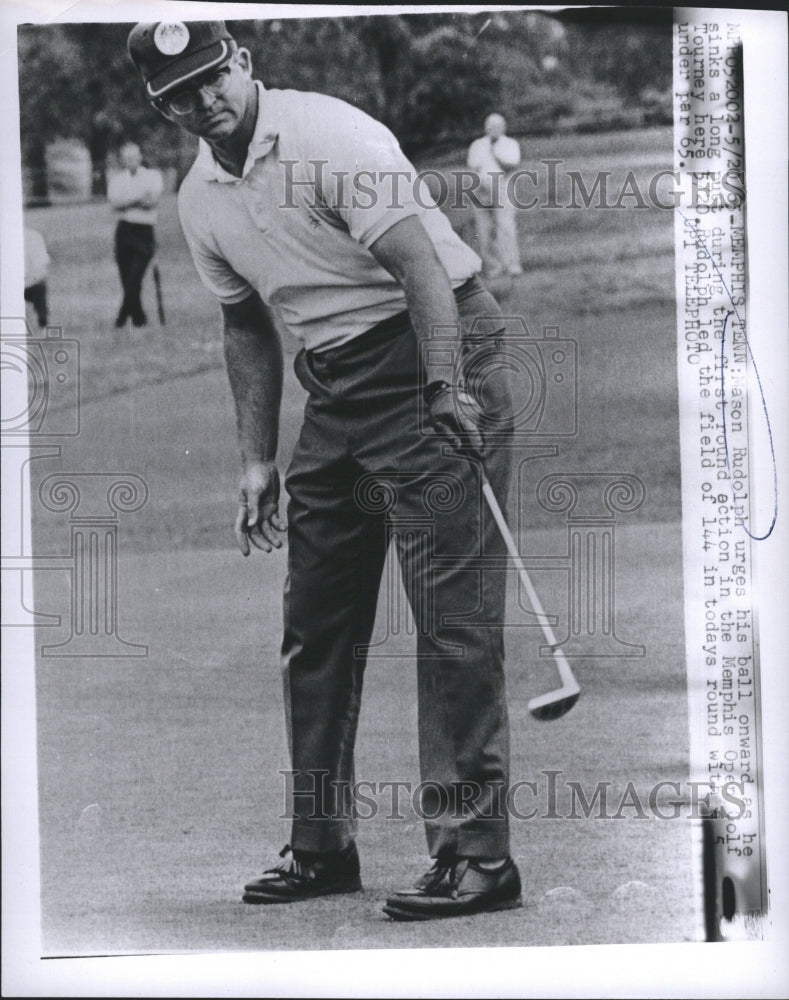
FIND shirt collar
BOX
[195,82,279,184]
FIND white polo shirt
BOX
[467,134,522,203]
[178,82,481,351]
[107,166,163,225]
[24,227,50,287]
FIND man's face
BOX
[120,144,142,170]
[155,48,255,142]
[484,115,506,140]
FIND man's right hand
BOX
[234,461,287,556]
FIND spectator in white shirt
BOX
[107,142,163,327]
[467,114,523,277]
[24,226,50,328]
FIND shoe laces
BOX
[418,859,468,897]
[265,844,314,881]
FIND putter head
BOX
[528,686,580,721]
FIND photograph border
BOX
[2,3,787,996]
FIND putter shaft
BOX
[481,477,580,698]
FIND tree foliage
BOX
[17,10,671,190]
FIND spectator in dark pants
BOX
[24,226,50,328]
[107,142,163,327]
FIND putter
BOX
[481,476,580,720]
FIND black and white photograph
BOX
[2,3,787,996]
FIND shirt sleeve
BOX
[146,168,164,202]
[106,172,125,209]
[493,136,521,170]
[300,95,424,249]
[178,187,253,305]
[24,229,49,286]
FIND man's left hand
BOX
[426,382,484,456]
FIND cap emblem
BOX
[153,22,190,56]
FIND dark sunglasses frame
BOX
[152,62,233,116]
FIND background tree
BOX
[17,10,672,201]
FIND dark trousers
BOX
[282,277,514,860]
[114,221,154,326]
[24,280,48,328]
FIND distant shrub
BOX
[45,138,92,202]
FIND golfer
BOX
[128,20,520,921]
[467,113,524,277]
[107,141,163,327]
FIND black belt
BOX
[309,275,482,364]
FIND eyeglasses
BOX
[157,65,233,116]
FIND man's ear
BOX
[236,46,253,76]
